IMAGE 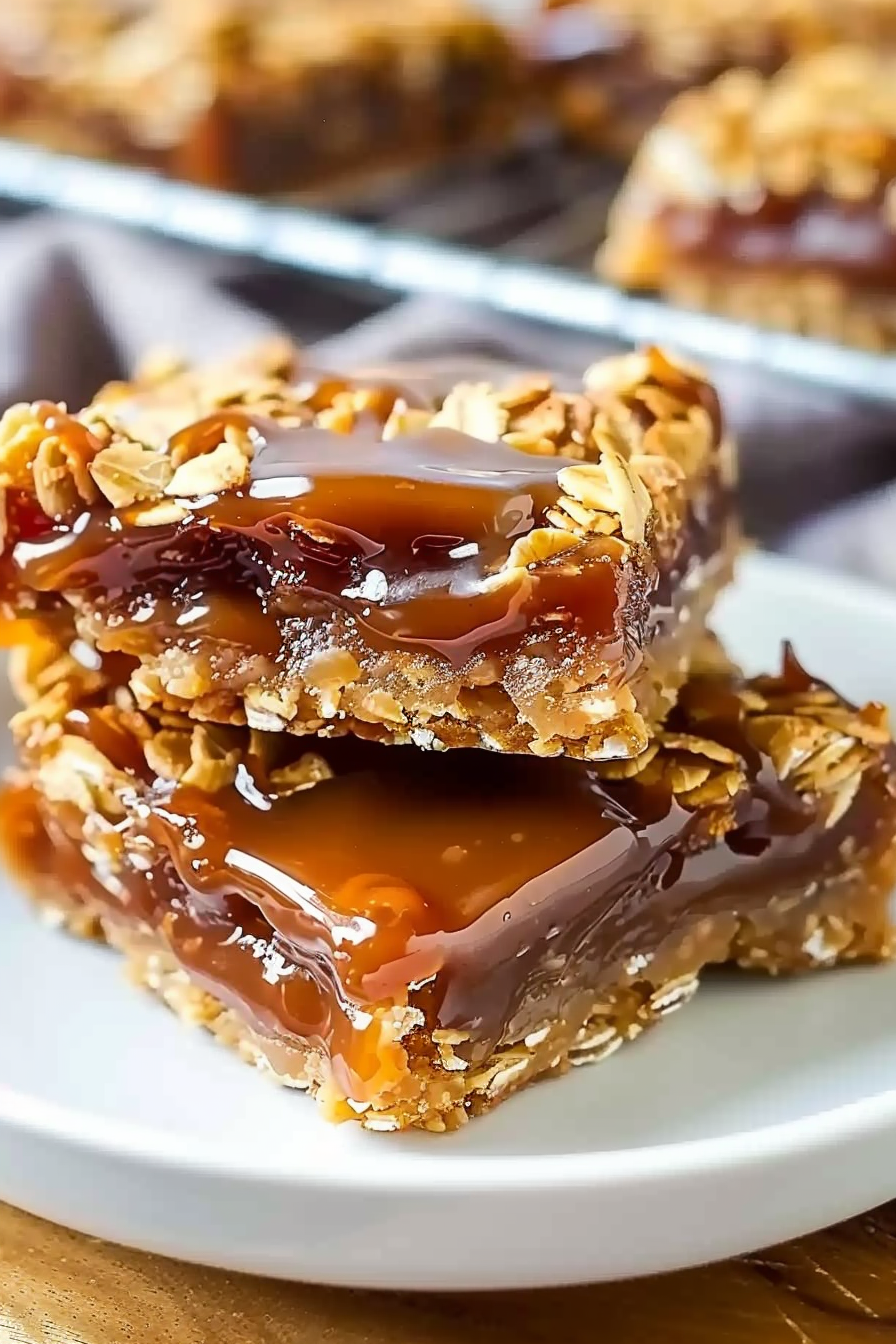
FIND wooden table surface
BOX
[4,1203,896,1344]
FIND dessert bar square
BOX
[599,48,896,350]
[7,640,896,1130]
[0,0,519,192]
[0,344,737,761]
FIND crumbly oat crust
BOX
[649,267,896,350]
[603,650,893,825]
[17,887,890,1133]
[18,639,889,832]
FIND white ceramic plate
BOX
[3,551,896,1291]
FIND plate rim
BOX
[3,1070,896,1192]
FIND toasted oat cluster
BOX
[599,47,896,348]
[535,0,896,156]
[0,344,737,762]
[0,0,519,191]
[7,629,896,1132]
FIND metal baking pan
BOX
[0,136,891,404]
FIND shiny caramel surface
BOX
[659,193,896,286]
[4,421,634,668]
[147,743,650,990]
[143,722,884,1030]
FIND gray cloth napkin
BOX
[4,213,895,553]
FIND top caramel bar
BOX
[0,343,736,761]
[0,0,518,192]
[600,48,896,348]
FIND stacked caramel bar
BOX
[599,47,896,348]
[3,342,896,1132]
[0,0,519,192]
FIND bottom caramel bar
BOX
[5,650,896,1132]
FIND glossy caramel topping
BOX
[7,423,631,666]
[32,400,104,456]
[139,717,874,1028]
[659,193,896,286]
[133,739,697,1097]
[29,713,896,1099]
[147,744,649,999]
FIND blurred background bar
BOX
[0,0,891,407]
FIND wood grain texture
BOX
[3,1203,896,1344]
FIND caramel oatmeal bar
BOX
[532,0,896,157]
[0,343,737,762]
[6,638,895,1131]
[0,0,518,193]
[599,48,896,350]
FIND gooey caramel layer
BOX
[14,654,896,1111]
[8,425,626,668]
[658,194,896,289]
